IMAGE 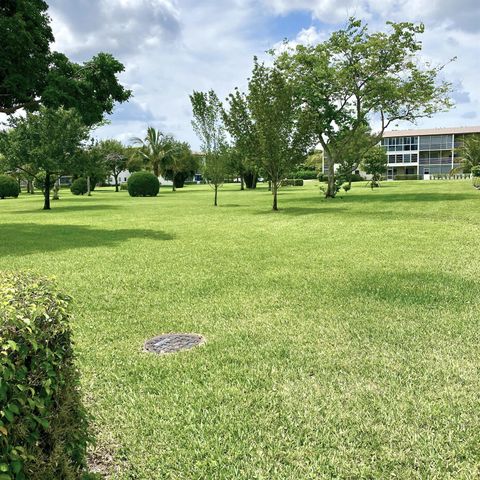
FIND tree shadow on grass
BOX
[7,204,122,214]
[284,191,475,205]
[254,206,347,216]
[343,270,479,310]
[0,223,174,257]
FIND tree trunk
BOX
[325,156,337,198]
[172,173,176,191]
[27,179,34,194]
[214,184,218,206]
[268,180,272,192]
[87,176,91,196]
[240,174,244,191]
[115,175,119,192]
[43,172,51,210]
[272,182,278,211]
[153,163,160,178]
[52,178,60,200]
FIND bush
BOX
[120,182,128,191]
[70,178,88,195]
[127,171,160,197]
[473,177,480,189]
[280,178,304,187]
[293,169,318,180]
[471,165,480,177]
[0,273,90,479]
[349,173,365,182]
[0,175,20,199]
[342,182,351,192]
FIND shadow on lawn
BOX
[8,204,122,214]
[254,206,348,216]
[0,223,174,256]
[284,191,475,205]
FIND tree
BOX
[0,0,53,114]
[276,18,452,198]
[361,145,387,188]
[1,107,90,209]
[74,140,108,195]
[161,141,198,191]
[131,128,173,177]
[97,140,127,192]
[223,89,259,190]
[458,134,480,173]
[247,58,310,210]
[190,90,228,206]
[1,2,131,121]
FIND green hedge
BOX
[293,170,317,180]
[0,273,90,479]
[0,176,19,199]
[280,179,304,187]
[127,171,160,197]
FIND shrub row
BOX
[0,175,20,199]
[280,179,304,187]
[293,170,318,180]
[0,273,90,479]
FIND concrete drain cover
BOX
[144,334,205,355]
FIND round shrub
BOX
[0,175,20,199]
[70,178,88,195]
[127,171,160,197]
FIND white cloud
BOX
[7,0,477,146]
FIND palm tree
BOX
[131,127,173,177]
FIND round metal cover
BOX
[144,333,205,354]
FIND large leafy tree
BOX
[131,127,173,177]
[247,58,311,210]
[276,18,452,197]
[0,0,53,114]
[458,134,480,173]
[1,107,90,209]
[96,140,128,192]
[361,145,387,189]
[190,90,228,206]
[223,89,259,190]
[161,140,198,191]
[0,1,131,123]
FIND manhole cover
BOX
[144,333,205,355]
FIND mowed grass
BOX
[1,180,479,479]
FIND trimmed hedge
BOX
[127,171,160,197]
[280,178,304,187]
[70,178,88,195]
[293,170,317,180]
[0,175,19,199]
[0,273,90,479]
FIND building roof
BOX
[383,126,480,138]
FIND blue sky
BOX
[45,0,480,149]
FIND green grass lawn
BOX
[1,180,479,479]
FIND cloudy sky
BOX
[45,0,480,149]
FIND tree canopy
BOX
[275,18,453,197]
[0,0,131,123]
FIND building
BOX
[381,126,480,180]
[322,126,480,180]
